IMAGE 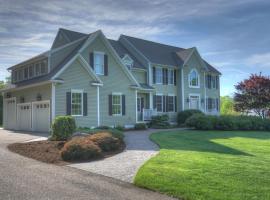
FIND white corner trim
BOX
[97,86,100,126]
[51,83,56,122]
[78,30,101,53]
[204,72,206,112]
[181,68,184,111]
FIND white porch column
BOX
[135,90,138,123]
[181,68,185,111]
[51,83,56,122]
[149,92,153,109]
[97,86,100,126]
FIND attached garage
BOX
[4,97,17,130]
[32,101,50,132]
[17,103,32,131]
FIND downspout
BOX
[181,67,184,111]
[97,85,100,126]
[135,89,138,123]
[51,83,56,123]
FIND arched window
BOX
[189,69,199,87]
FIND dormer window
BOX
[189,69,199,88]
[122,54,133,70]
[94,52,104,75]
[125,63,133,70]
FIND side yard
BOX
[134,130,270,200]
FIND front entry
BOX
[137,97,144,121]
[189,95,200,110]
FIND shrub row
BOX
[149,115,170,129]
[177,109,203,125]
[185,114,270,131]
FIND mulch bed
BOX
[7,140,125,165]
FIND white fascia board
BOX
[183,47,208,70]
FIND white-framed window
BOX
[156,94,163,112]
[24,67,28,80]
[29,65,34,78]
[155,67,163,84]
[71,90,83,116]
[125,63,133,70]
[168,69,174,85]
[167,95,175,112]
[94,52,104,75]
[189,69,199,88]
[189,94,200,110]
[137,97,141,112]
[112,94,122,115]
[35,63,41,76]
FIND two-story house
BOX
[1,28,221,132]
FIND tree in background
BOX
[234,73,270,118]
[220,96,238,115]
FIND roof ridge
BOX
[121,34,186,50]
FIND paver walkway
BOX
[69,129,177,183]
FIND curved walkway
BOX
[69,129,161,183]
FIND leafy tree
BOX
[234,73,270,118]
[220,96,238,115]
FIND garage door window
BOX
[71,90,83,116]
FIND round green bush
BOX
[51,116,76,141]
[177,109,203,125]
[185,113,214,130]
[90,132,121,152]
[150,115,170,129]
[61,137,102,161]
[134,123,147,130]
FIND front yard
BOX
[134,130,270,200]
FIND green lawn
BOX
[134,130,270,200]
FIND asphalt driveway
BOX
[0,129,176,200]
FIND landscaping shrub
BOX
[51,116,76,141]
[87,128,124,141]
[89,132,121,152]
[96,125,111,130]
[115,125,125,131]
[150,115,170,129]
[61,137,101,161]
[134,123,147,130]
[185,114,270,131]
[177,109,203,125]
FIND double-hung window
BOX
[167,95,175,112]
[168,69,174,85]
[35,63,41,76]
[156,95,163,112]
[155,67,163,84]
[71,90,83,116]
[112,94,122,115]
[189,69,199,88]
[94,52,104,75]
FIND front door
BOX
[189,95,200,110]
[137,97,144,121]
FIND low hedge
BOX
[134,123,148,130]
[61,137,101,161]
[177,109,203,125]
[88,128,124,141]
[90,132,121,152]
[185,114,270,131]
[51,116,76,141]
[150,115,170,129]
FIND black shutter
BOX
[66,92,71,115]
[122,95,126,115]
[89,52,94,69]
[216,98,219,111]
[174,69,177,85]
[83,93,87,116]
[166,96,169,112]
[165,69,168,85]
[209,75,212,89]
[104,54,108,76]
[153,95,157,109]
[205,75,208,88]
[216,76,219,89]
[152,67,156,84]
[141,98,144,110]
[163,95,166,112]
[174,96,177,112]
[162,68,166,85]
[108,95,112,116]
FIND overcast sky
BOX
[0,0,269,96]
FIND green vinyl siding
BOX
[55,60,98,128]
[131,69,147,84]
[80,35,136,126]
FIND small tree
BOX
[234,73,270,118]
[220,96,238,115]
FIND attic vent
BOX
[122,54,133,70]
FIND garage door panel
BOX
[32,101,50,132]
[17,103,32,131]
[4,98,17,130]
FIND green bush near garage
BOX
[51,116,76,141]
[177,109,203,125]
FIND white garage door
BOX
[32,101,50,132]
[17,103,32,131]
[4,98,17,130]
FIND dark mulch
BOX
[7,140,126,165]
[8,141,67,165]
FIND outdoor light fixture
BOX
[186,98,190,103]
[20,96,25,103]
[36,93,42,101]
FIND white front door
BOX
[32,101,50,132]
[189,95,200,110]
[4,98,17,130]
[17,103,32,131]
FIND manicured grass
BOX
[134,130,270,200]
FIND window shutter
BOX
[209,75,212,89]
[153,95,157,109]
[163,95,166,112]
[141,98,144,110]
[165,69,168,85]
[216,98,219,111]
[83,93,87,116]
[108,95,112,116]
[174,70,177,85]
[166,96,169,112]
[216,76,219,89]
[122,95,126,115]
[66,92,71,115]
[162,68,166,85]
[174,96,177,112]
[152,67,156,84]
[89,52,94,69]
[104,54,108,76]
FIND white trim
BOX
[167,95,176,113]
[149,92,153,109]
[51,83,56,122]
[204,72,206,112]
[181,68,184,111]
[155,93,163,113]
[111,93,122,116]
[93,51,105,75]
[97,86,100,126]
[188,68,200,88]
[135,90,138,123]
[155,66,163,84]
[3,97,17,130]
[168,68,175,85]
[189,93,201,110]
[17,102,32,131]
[78,30,101,53]
[71,89,84,117]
